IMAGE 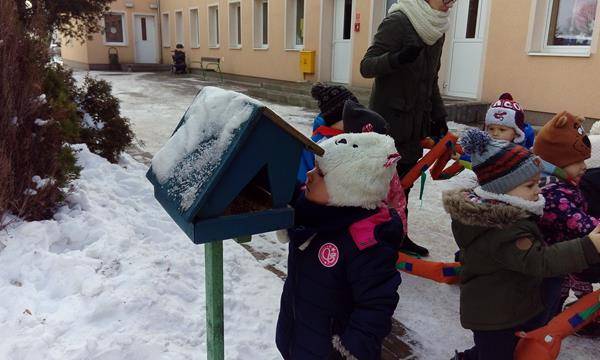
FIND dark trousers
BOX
[463,313,545,360]
[463,278,561,360]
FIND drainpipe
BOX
[157,0,163,64]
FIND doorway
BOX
[331,0,353,83]
[134,15,158,64]
[445,0,490,98]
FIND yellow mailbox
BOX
[300,50,316,74]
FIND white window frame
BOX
[285,0,305,50]
[208,4,220,48]
[229,1,242,48]
[253,0,269,49]
[103,11,128,46]
[174,9,184,47]
[161,12,171,48]
[189,7,201,48]
[527,0,600,57]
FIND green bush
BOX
[77,75,134,163]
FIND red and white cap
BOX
[485,93,526,144]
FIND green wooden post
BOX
[205,240,224,360]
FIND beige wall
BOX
[350,0,375,88]
[60,0,456,91]
[61,36,90,66]
[160,0,322,82]
[482,0,600,119]
[61,0,159,66]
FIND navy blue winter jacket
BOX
[276,195,402,359]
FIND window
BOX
[342,0,352,40]
[254,0,268,48]
[229,2,242,48]
[190,8,200,48]
[465,0,480,39]
[209,5,220,47]
[547,0,597,46]
[162,13,170,47]
[175,10,184,46]
[104,12,126,45]
[528,0,598,56]
[286,0,304,49]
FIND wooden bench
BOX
[192,57,223,82]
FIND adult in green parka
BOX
[360,0,455,257]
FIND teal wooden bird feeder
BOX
[146,86,323,360]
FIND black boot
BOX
[399,236,429,257]
[451,350,465,360]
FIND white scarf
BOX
[388,0,450,45]
[474,187,546,217]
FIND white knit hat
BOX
[316,133,400,209]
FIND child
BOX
[277,132,404,360]
[581,122,600,216]
[454,93,535,168]
[171,44,187,74]
[296,84,359,184]
[443,129,600,360]
[533,111,600,336]
[483,93,534,147]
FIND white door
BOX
[331,0,353,83]
[446,0,489,98]
[134,15,157,64]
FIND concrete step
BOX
[120,63,171,72]
[245,87,317,109]
[191,70,488,125]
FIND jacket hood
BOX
[442,189,534,247]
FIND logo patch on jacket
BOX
[318,243,339,268]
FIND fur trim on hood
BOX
[442,189,534,228]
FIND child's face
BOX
[506,174,541,202]
[305,164,330,205]
[563,160,587,184]
[486,124,517,142]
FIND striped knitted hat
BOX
[460,128,542,194]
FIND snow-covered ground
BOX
[1,71,598,359]
[0,145,283,360]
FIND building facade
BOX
[62,0,600,120]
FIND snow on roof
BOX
[151,87,263,212]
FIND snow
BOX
[32,175,53,190]
[151,87,262,211]
[0,145,283,360]
[23,189,37,196]
[591,121,600,135]
[82,112,105,130]
[589,135,600,168]
[34,118,49,126]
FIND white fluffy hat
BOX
[316,133,400,209]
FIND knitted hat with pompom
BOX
[460,128,542,194]
[484,93,527,144]
[311,83,358,126]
